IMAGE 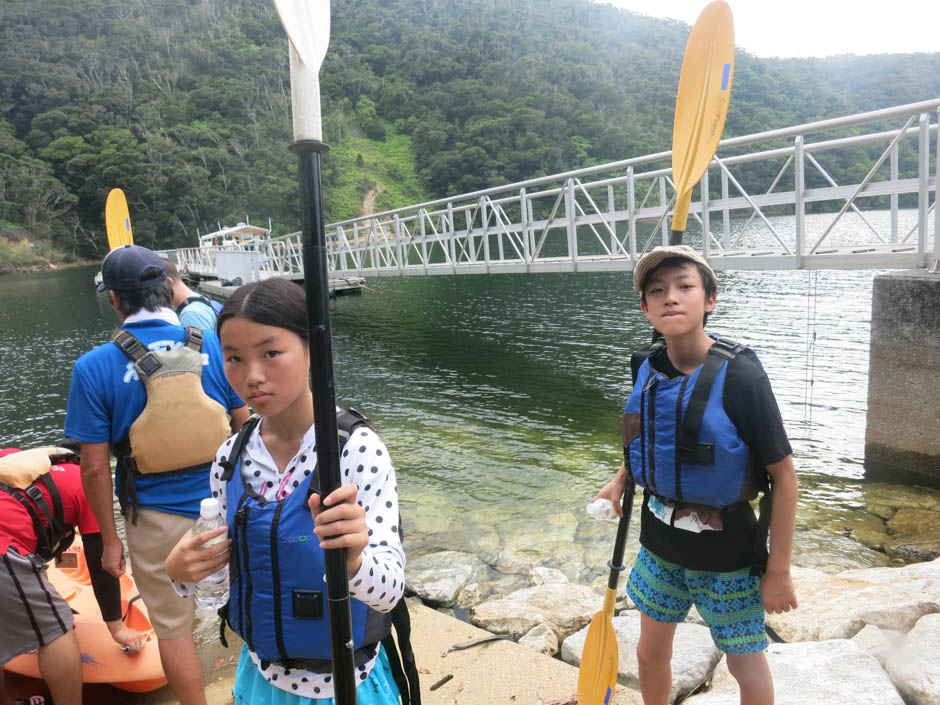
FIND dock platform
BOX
[195,276,365,302]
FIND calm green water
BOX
[1,233,938,601]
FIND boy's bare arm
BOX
[593,462,630,517]
[761,455,799,613]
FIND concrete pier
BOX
[865,270,940,486]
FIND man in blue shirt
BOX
[65,245,248,705]
[162,258,222,333]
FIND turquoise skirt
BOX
[232,644,401,704]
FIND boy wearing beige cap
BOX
[595,246,798,705]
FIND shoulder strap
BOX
[0,475,74,560]
[630,338,666,385]
[183,325,204,353]
[336,407,377,450]
[111,329,149,363]
[176,295,210,316]
[677,338,745,466]
[219,415,262,482]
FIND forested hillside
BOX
[1,0,938,268]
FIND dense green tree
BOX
[0,0,937,263]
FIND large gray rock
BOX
[560,612,721,704]
[469,582,600,641]
[686,640,904,705]
[851,624,902,666]
[767,559,940,641]
[405,550,485,606]
[518,622,558,656]
[885,612,940,705]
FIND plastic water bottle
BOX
[193,497,229,610]
[586,498,618,523]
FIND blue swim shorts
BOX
[626,547,768,654]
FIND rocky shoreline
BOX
[407,552,940,704]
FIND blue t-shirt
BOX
[178,299,217,334]
[64,319,245,518]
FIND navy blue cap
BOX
[96,245,167,292]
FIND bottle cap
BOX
[199,497,220,520]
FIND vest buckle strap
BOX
[292,590,323,620]
[136,351,163,376]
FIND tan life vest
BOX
[111,327,231,475]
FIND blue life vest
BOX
[623,338,761,509]
[220,415,391,666]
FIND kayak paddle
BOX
[105,188,134,250]
[577,482,636,705]
[272,2,358,704]
[669,0,735,246]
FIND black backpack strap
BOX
[750,484,773,577]
[176,295,214,317]
[676,338,744,466]
[219,415,262,482]
[0,476,74,560]
[336,407,377,446]
[381,600,421,705]
[1,482,51,546]
[630,338,666,386]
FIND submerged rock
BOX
[887,508,940,537]
[884,531,940,562]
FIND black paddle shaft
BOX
[290,139,358,705]
[606,481,636,591]
[669,229,684,246]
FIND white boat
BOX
[197,222,270,249]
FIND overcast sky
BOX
[596,1,940,58]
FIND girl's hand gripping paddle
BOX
[577,481,636,705]
[670,0,735,246]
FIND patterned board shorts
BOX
[0,547,74,665]
[626,547,769,654]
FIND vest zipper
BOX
[645,378,659,496]
[236,504,255,652]
[674,375,690,504]
[271,500,287,660]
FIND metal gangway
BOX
[168,99,939,280]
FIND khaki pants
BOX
[124,508,197,640]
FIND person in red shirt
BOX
[0,447,143,705]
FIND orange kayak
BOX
[4,535,167,693]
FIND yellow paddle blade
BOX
[671,0,734,235]
[105,188,134,250]
[577,588,619,705]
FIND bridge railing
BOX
[323,98,938,274]
[165,99,939,278]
